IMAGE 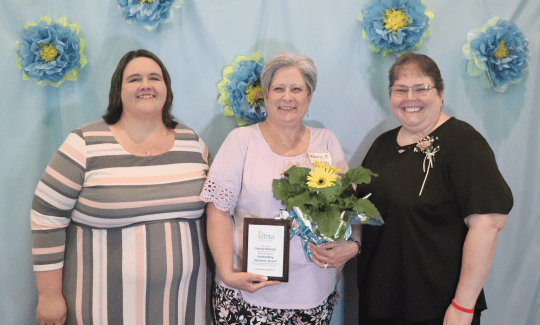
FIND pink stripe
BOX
[136,227,145,325]
[174,129,195,134]
[32,245,65,255]
[76,227,84,325]
[60,142,86,168]
[46,166,83,191]
[78,196,200,210]
[163,223,173,325]
[84,170,206,187]
[82,131,112,137]
[31,219,66,229]
[202,145,209,164]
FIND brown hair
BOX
[388,53,444,96]
[102,49,177,129]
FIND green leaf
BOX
[285,165,311,185]
[314,185,339,203]
[341,166,378,186]
[352,198,381,220]
[287,191,312,212]
[309,208,352,241]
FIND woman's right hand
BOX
[36,293,67,325]
[221,271,280,293]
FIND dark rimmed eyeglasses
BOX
[390,84,435,97]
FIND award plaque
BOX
[242,218,290,282]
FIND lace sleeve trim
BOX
[199,176,237,214]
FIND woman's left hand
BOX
[308,240,358,269]
[443,303,474,325]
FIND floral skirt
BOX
[212,283,337,325]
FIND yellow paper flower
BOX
[383,9,410,33]
[307,166,338,189]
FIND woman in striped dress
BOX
[31,49,209,325]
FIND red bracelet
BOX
[452,300,474,313]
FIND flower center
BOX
[39,44,58,62]
[139,0,154,3]
[383,9,410,33]
[246,81,264,107]
[493,40,510,60]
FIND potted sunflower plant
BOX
[272,161,383,261]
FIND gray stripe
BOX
[168,222,182,325]
[63,224,78,324]
[184,220,201,325]
[107,228,123,324]
[81,226,93,323]
[80,178,206,203]
[48,151,85,184]
[85,136,116,145]
[32,228,66,249]
[63,224,93,324]
[33,252,65,265]
[78,120,108,132]
[75,201,206,219]
[32,195,74,218]
[146,223,166,325]
[40,175,81,200]
[86,151,206,171]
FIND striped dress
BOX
[31,120,209,325]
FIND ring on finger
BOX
[324,263,328,269]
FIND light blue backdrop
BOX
[1,0,539,324]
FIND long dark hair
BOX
[102,49,177,129]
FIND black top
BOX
[356,117,513,322]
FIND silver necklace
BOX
[128,128,166,156]
[279,126,304,157]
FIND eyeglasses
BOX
[390,84,435,98]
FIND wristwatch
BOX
[348,237,361,255]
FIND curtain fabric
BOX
[1,0,538,324]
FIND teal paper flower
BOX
[16,16,87,87]
[359,0,433,57]
[217,53,266,126]
[462,17,529,93]
[117,0,183,31]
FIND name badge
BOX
[307,152,333,166]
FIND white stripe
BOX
[30,210,71,229]
[122,227,137,325]
[177,222,193,323]
[86,143,130,158]
[35,181,77,210]
[59,133,87,168]
[83,163,208,184]
[92,230,108,325]
[33,261,64,272]
[71,209,205,228]
[193,219,206,325]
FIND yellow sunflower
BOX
[313,161,341,174]
[306,166,338,189]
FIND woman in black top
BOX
[357,53,513,325]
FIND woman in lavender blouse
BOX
[200,52,361,324]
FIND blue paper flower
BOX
[463,17,529,93]
[359,0,433,57]
[117,0,183,31]
[16,17,87,87]
[217,53,266,126]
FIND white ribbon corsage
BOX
[414,135,439,196]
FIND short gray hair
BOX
[261,52,317,96]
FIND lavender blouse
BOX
[200,124,348,309]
